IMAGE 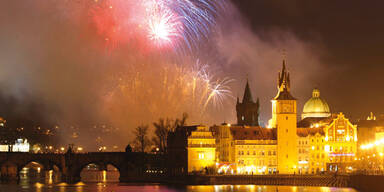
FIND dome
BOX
[302,88,331,119]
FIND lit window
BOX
[198,153,205,159]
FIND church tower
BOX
[236,79,260,126]
[271,60,298,174]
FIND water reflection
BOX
[189,185,357,192]
[0,183,358,192]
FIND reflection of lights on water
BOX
[35,182,44,192]
[247,185,255,192]
[76,186,84,192]
[75,182,85,186]
[102,170,107,182]
[48,170,53,184]
[35,182,44,187]
[320,186,331,192]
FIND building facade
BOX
[271,60,298,174]
[187,126,216,172]
[212,124,277,174]
[181,59,360,175]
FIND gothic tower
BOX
[271,60,298,174]
[236,79,260,126]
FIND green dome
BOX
[302,88,331,119]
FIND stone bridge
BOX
[0,151,165,183]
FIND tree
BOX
[173,113,188,130]
[133,124,150,152]
[153,118,171,153]
[152,113,188,153]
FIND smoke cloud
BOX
[0,1,327,150]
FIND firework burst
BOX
[103,60,234,125]
[91,0,227,53]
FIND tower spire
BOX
[274,58,295,100]
[236,77,259,126]
[242,78,254,103]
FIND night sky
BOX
[0,0,383,146]
[234,0,384,119]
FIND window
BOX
[286,117,288,120]
[198,153,205,159]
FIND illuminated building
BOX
[213,60,296,174]
[190,59,358,175]
[213,124,277,174]
[357,113,384,150]
[298,87,357,173]
[357,113,384,171]
[297,127,328,173]
[302,88,331,119]
[297,134,311,174]
[271,60,298,174]
[0,138,30,152]
[187,125,216,172]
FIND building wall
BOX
[325,113,357,172]
[233,140,277,174]
[273,99,298,174]
[213,124,233,163]
[298,136,310,174]
[308,134,328,173]
[187,126,216,172]
[297,113,358,174]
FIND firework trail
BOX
[103,60,234,125]
[91,0,227,53]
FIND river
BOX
[0,167,358,192]
[0,183,358,192]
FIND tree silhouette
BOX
[152,113,188,153]
[133,124,150,152]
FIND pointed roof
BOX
[274,59,295,100]
[242,79,254,103]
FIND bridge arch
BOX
[79,162,120,182]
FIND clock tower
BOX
[271,60,298,174]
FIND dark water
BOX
[0,183,358,192]
[3,168,358,192]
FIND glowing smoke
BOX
[0,0,327,149]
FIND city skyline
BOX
[0,0,383,149]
